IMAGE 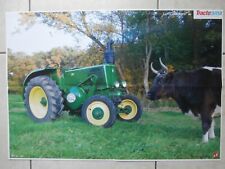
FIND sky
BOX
[6,12,92,55]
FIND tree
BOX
[17,11,222,97]
[8,50,37,93]
[20,12,120,50]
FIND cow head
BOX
[147,58,174,100]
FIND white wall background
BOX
[0,0,224,168]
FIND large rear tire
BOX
[81,95,116,128]
[24,76,64,122]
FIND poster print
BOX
[7,10,222,159]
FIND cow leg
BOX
[208,119,215,139]
[202,132,209,143]
[201,117,212,143]
[208,105,220,139]
[213,105,221,117]
[201,92,216,143]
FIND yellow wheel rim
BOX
[118,99,137,120]
[29,86,48,119]
[86,101,110,126]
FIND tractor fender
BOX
[23,68,57,95]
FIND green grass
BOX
[9,94,221,159]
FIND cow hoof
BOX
[202,134,209,143]
[209,130,215,139]
[209,135,215,139]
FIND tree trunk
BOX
[116,61,125,80]
[143,42,152,93]
[164,46,169,60]
[143,11,152,94]
[192,19,200,65]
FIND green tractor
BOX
[23,40,142,128]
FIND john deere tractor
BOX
[23,40,142,128]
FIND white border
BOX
[6,9,224,162]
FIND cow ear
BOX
[167,64,175,73]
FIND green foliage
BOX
[8,46,103,94]
[9,94,220,159]
[9,11,222,96]
[8,50,37,93]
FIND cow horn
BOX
[159,57,168,71]
[151,62,159,74]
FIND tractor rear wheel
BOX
[81,95,116,128]
[117,95,142,121]
[24,76,64,122]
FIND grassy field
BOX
[9,94,221,159]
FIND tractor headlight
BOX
[114,81,120,88]
[121,81,127,88]
[67,93,76,103]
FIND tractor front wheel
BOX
[24,76,64,122]
[81,95,116,128]
[117,95,142,121]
